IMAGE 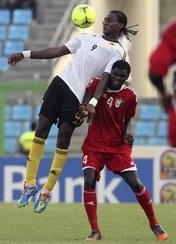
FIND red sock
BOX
[135,186,158,228]
[83,188,100,233]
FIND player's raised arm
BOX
[87,72,110,124]
[8,45,70,66]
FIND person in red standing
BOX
[149,19,176,111]
[81,60,168,241]
[149,19,176,147]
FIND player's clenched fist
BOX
[79,103,89,118]
[123,133,134,147]
[8,52,24,66]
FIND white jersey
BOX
[59,33,126,103]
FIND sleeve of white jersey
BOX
[104,50,126,74]
[64,33,85,54]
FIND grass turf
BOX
[0,203,175,244]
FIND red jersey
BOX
[81,78,137,153]
[149,19,176,76]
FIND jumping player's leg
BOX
[34,122,75,213]
[34,77,83,212]
[83,168,101,240]
[25,77,59,187]
[18,115,52,208]
[26,115,52,185]
[120,171,168,240]
[42,77,83,192]
[43,122,75,191]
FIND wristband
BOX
[22,50,31,58]
[89,98,98,107]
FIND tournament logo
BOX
[160,183,176,203]
[160,149,176,179]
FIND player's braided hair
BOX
[110,10,139,42]
[122,24,139,42]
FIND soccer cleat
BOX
[18,182,38,208]
[34,191,51,213]
[151,224,168,240]
[86,230,102,241]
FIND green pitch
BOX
[0,203,175,244]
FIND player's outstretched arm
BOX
[87,72,110,125]
[8,45,70,66]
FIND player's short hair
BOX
[111,60,131,75]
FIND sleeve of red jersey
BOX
[125,94,137,119]
[86,78,101,96]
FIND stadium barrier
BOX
[1,147,176,203]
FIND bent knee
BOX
[84,177,95,189]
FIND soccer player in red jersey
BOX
[149,19,176,147]
[81,60,168,241]
[149,19,176,111]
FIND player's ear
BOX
[118,22,125,29]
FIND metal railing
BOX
[50,0,88,47]
[48,0,89,72]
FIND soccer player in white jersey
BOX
[8,10,137,213]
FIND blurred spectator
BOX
[0,0,12,9]
[19,121,37,156]
[148,19,176,112]
[167,72,176,147]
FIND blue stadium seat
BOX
[0,9,11,24]
[161,110,168,120]
[45,138,56,155]
[138,104,161,120]
[4,40,24,56]
[5,121,21,137]
[0,25,7,40]
[34,104,41,120]
[12,104,33,121]
[148,137,167,146]
[0,42,2,55]
[4,105,11,120]
[134,137,146,145]
[157,121,168,137]
[135,121,156,137]
[8,25,29,40]
[12,9,33,24]
[0,57,9,73]
[23,121,31,132]
[5,138,18,155]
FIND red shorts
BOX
[82,151,137,181]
